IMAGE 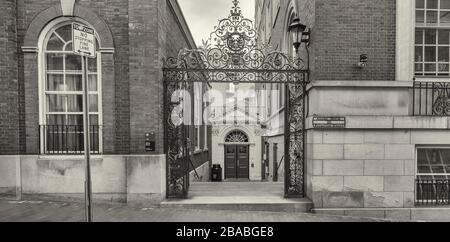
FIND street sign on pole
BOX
[73,23,96,58]
[73,22,96,222]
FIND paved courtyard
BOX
[0,198,405,222]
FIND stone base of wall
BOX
[313,208,450,222]
[0,155,167,205]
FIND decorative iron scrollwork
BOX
[163,0,309,199]
[432,82,450,116]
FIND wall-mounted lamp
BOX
[357,54,368,68]
[288,17,310,53]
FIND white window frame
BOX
[38,17,103,155]
[415,0,450,77]
[398,0,450,80]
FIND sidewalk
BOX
[0,199,406,222]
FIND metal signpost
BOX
[72,22,96,222]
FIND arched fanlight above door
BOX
[225,130,249,143]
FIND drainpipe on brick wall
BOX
[273,144,278,182]
[15,156,22,201]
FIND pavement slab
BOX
[0,199,408,222]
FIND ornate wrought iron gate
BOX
[162,0,309,199]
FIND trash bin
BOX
[211,164,222,182]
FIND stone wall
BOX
[305,82,450,215]
[0,155,166,204]
[308,129,416,209]
[308,121,450,210]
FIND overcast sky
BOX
[178,0,255,47]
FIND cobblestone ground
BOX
[0,199,407,222]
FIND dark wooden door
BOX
[225,145,237,179]
[225,145,249,179]
[237,145,249,179]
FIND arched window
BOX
[225,130,249,143]
[40,21,102,154]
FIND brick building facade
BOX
[257,0,450,220]
[0,0,210,204]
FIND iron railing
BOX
[39,125,101,155]
[416,179,450,206]
[413,81,450,116]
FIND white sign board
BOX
[72,23,96,58]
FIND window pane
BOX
[47,74,64,91]
[417,149,450,174]
[425,63,437,71]
[417,0,425,8]
[441,11,450,24]
[65,55,82,71]
[64,42,73,52]
[88,75,98,91]
[89,94,98,112]
[416,30,423,44]
[47,33,65,51]
[425,46,437,61]
[417,10,425,23]
[415,63,424,72]
[438,63,449,72]
[439,46,449,61]
[415,46,424,62]
[439,29,450,44]
[425,29,437,44]
[427,11,438,23]
[90,115,99,125]
[442,0,450,9]
[47,54,64,71]
[67,95,83,112]
[47,95,65,112]
[67,115,83,125]
[66,75,82,91]
[427,0,439,9]
[56,25,72,43]
[88,58,98,72]
[47,115,66,125]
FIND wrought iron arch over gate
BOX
[163,0,309,199]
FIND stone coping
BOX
[306,116,450,130]
[306,80,414,91]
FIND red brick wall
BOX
[126,0,197,154]
[257,0,396,81]
[0,0,20,155]
[128,0,161,154]
[15,0,132,154]
[77,0,132,154]
[0,0,196,155]
[314,0,396,81]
